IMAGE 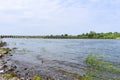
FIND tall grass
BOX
[85,53,120,73]
[81,53,120,80]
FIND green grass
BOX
[5,74,13,79]
[81,74,93,80]
[85,53,120,73]
[82,53,120,80]
[4,72,17,79]
[32,76,42,80]
[0,48,10,54]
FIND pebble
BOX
[0,70,4,73]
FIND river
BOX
[2,39,120,79]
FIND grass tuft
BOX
[32,76,42,80]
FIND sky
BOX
[0,0,120,35]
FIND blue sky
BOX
[0,0,120,35]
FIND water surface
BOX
[2,39,120,79]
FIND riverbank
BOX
[0,41,83,80]
[0,41,19,80]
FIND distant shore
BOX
[0,31,120,39]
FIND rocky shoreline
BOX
[0,41,19,80]
[0,41,32,80]
[0,41,83,80]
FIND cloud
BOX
[89,0,100,2]
[0,0,120,35]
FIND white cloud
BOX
[0,0,120,34]
[89,0,100,2]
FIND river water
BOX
[2,39,120,79]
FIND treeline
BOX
[43,31,120,39]
[0,34,78,39]
[0,31,120,39]
[77,31,120,39]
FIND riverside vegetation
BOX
[82,53,120,80]
[0,41,10,57]
[0,31,120,39]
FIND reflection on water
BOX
[2,39,120,79]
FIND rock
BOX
[0,41,7,47]
[12,48,17,50]
[0,70,4,73]
[11,77,19,80]
[20,77,25,80]
[24,68,28,70]
[2,64,8,69]
[0,54,3,57]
